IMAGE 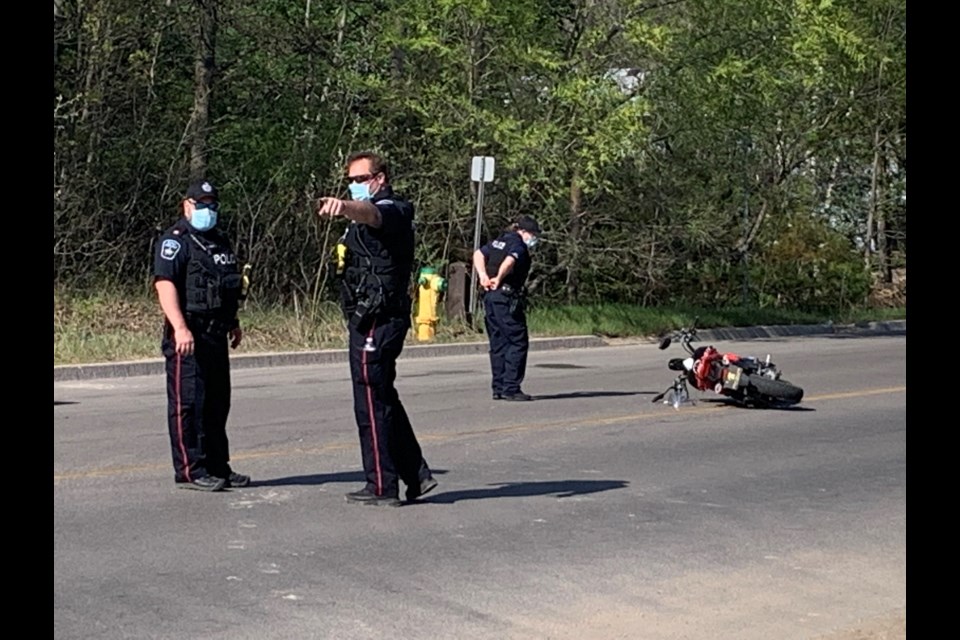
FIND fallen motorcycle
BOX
[652,320,804,409]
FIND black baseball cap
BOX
[517,215,541,234]
[186,179,219,201]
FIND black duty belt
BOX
[186,315,232,335]
[346,263,404,276]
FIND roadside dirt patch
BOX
[812,612,905,640]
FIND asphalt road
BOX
[54,332,906,640]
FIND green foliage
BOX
[751,213,872,312]
[54,0,906,315]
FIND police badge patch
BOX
[161,239,181,260]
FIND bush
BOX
[751,214,871,313]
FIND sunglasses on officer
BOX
[190,199,220,211]
[347,173,380,184]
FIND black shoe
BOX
[405,477,439,502]
[502,392,533,401]
[345,488,401,507]
[176,476,226,492]
[493,393,503,400]
[222,472,251,488]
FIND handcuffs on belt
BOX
[493,283,524,314]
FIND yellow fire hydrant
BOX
[415,267,446,341]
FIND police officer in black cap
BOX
[473,215,541,401]
[153,179,250,492]
[316,151,437,507]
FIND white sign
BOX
[471,156,495,183]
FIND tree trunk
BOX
[566,168,582,304]
[188,0,218,181]
[876,152,888,281]
[865,122,880,271]
[822,156,840,212]
[865,56,885,273]
[54,0,64,66]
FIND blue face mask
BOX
[189,205,218,232]
[348,182,373,201]
[524,236,539,249]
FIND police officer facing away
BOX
[317,151,437,507]
[153,179,250,492]
[473,215,541,401]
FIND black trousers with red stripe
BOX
[348,314,431,498]
[162,327,234,483]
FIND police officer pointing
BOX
[473,215,541,401]
[153,179,250,492]
[317,151,437,507]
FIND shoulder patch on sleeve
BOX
[161,239,181,260]
[375,199,394,206]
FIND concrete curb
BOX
[53,320,904,382]
[693,319,906,343]
[52,335,609,382]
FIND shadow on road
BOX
[697,398,816,412]
[255,468,450,487]
[533,363,592,369]
[532,390,649,400]
[424,479,628,504]
[732,403,816,412]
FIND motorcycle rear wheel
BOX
[745,375,804,406]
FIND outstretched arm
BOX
[317,198,382,227]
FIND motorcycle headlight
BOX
[668,358,686,371]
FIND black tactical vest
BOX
[339,190,414,321]
[183,231,243,321]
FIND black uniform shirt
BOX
[154,219,192,288]
[344,186,415,268]
[341,187,416,318]
[153,218,240,325]
[481,231,532,290]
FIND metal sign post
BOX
[469,156,495,319]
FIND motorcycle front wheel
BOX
[745,375,804,406]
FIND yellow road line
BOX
[54,385,905,483]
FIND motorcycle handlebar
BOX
[659,326,698,353]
